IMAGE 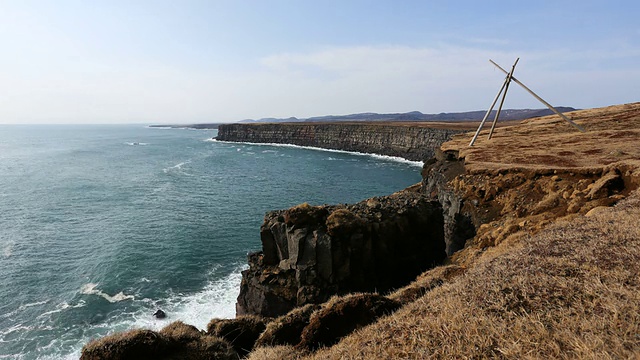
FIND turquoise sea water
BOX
[0,125,422,359]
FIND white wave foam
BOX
[0,300,50,320]
[163,267,245,329]
[21,300,49,309]
[212,140,424,167]
[162,160,191,174]
[80,283,135,303]
[37,301,86,319]
[0,323,33,337]
[28,268,244,360]
[125,142,149,146]
[3,242,13,258]
[128,266,244,328]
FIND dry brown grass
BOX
[301,191,640,359]
[387,264,466,305]
[247,345,307,360]
[247,103,640,360]
[206,315,268,357]
[299,293,401,351]
[255,303,321,347]
[445,102,640,172]
[85,103,640,360]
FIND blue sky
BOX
[0,1,638,124]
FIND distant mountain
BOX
[238,117,302,123]
[150,107,577,129]
[241,107,577,123]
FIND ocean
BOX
[0,124,422,359]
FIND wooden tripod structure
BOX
[469,59,585,146]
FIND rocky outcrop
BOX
[216,123,462,161]
[80,323,238,360]
[236,191,446,318]
[422,149,477,256]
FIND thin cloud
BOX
[1,45,638,123]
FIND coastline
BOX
[209,139,425,167]
[80,102,640,359]
[215,122,464,162]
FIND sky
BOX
[0,1,638,124]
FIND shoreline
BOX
[215,122,462,162]
[208,138,424,167]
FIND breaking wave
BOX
[80,283,135,303]
[210,139,424,167]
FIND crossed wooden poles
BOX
[469,58,585,146]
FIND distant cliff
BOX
[216,123,464,162]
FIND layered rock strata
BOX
[236,191,446,317]
[422,149,476,256]
[216,123,462,161]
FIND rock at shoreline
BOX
[236,191,446,318]
[80,326,238,360]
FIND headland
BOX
[82,102,640,359]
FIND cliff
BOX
[81,102,640,359]
[236,192,445,318]
[215,122,465,161]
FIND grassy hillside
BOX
[82,102,640,359]
[249,102,640,359]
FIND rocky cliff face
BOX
[422,149,477,256]
[236,191,446,318]
[216,123,462,161]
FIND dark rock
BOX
[236,261,299,318]
[423,149,476,255]
[254,303,321,347]
[298,293,401,350]
[206,315,269,357]
[236,191,446,318]
[153,309,166,319]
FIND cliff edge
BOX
[216,122,467,161]
[81,102,640,359]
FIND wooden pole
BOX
[469,75,510,146]
[489,60,585,132]
[488,58,519,139]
